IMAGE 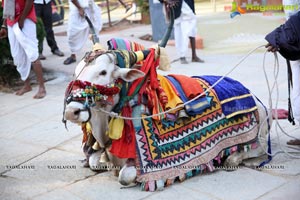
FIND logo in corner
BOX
[230,1,246,18]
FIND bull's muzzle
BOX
[64,103,91,123]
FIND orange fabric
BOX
[169,74,204,99]
[158,75,183,114]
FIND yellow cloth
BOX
[158,75,183,114]
[106,117,124,140]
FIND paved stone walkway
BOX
[0,6,299,200]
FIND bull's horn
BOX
[159,7,175,48]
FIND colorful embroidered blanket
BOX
[133,78,260,184]
[194,76,257,119]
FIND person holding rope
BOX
[0,0,46,99]
[265,10,300,145]
[63,0,102,65]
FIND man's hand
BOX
[78,7,85,17]
[266,43,278,52]
[0,28,8,39]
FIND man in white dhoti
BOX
[0,0,46,99]
[63,0,102,65]
[173,0,204,64]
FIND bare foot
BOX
[192,56,205,63]
[16,85,32,96]
[33,87,46,99]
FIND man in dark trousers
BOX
[34,0,64,59]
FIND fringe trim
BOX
[138,142,258,191]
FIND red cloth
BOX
[110,106,137,158]
[2,0,37,26]
[169,74,204,99]
[110,49,161,158]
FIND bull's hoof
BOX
[89,151,112,171]
[223,155,242,171]
[118,165,137,186]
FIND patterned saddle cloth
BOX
[131,75,260,190]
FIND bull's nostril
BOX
[74,109,81,115]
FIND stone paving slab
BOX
[256,177,300,200]
[180,167,287,200]
[32,189,83,200]
[63,172,153,200]
[1,9,300,200]
[1,149,97,200]
[5,118,80,148]
[0,138,48,174]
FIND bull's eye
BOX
[99,70,107,76]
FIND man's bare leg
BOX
[32,59,46,99]
[16,78,32,95]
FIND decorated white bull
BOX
[63,6,272,191]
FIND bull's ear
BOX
[113,68,145,82]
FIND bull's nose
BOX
[64,108,81,121]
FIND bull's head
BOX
[63,50,146,124]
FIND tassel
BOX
[214,155,222,165]
[165,178,175,187]
[140,182,146,191]
[225,148,231,156]
[144,182,149,191]
[194,167,201,175]
[81,123,88,144]
[178,174,186,182]
[251,142,258,149]
[230,146,238,154]
[186,171,193,179]
[91,96,95,107]
[148,180,156,191]
[156,180,165,191]
[220,150,225,158]
[206,161,215,172]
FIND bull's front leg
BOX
[118,158,137,186]
[223,146,266,169]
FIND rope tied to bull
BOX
[93,44,267,120]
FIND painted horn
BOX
[84,14,100,44]
[159,7,175,48]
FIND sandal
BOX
[63,56,76,65]
[180,57,188,64]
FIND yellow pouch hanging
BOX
[106,117,124,140]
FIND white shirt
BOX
[34,0,52,4]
